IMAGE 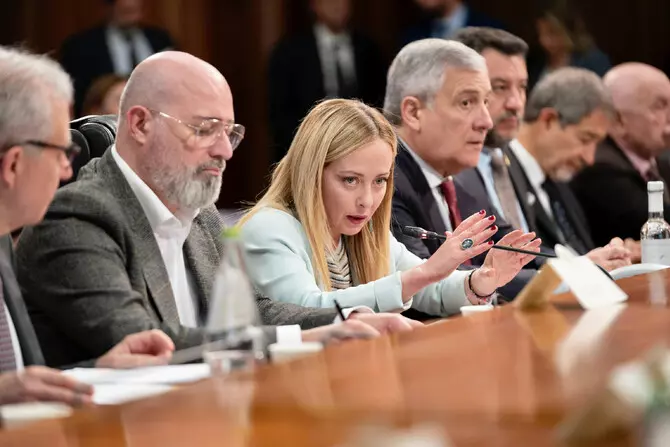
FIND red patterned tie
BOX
[439,178,462,230]
[439,178,471,266]
[0,277,17,372]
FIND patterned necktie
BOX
[440,178,472,266]
[645,163,670,202]
[0,276,17,372]
[542,179,588,255]
[439,178,462,230]
[490,151,524,230]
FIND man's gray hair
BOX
[524,67,613,126]
[0,46,73,151]
[383,38,486,125]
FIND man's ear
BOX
[125,106,152,145]
[400,96,423,132]
[0,146,24,189]
[538,107,560,130]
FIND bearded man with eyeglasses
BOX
[15,51,414,367]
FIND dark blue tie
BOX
[542,179,588,255]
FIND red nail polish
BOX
[479,210,486,215]
[488,215,495,221]
[490,225,498,231]
[489,240,494,245]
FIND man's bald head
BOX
[119,51,232,119]
[603,62,670,158]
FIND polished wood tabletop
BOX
[3,269,670,446]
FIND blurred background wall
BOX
[3,0,670,208]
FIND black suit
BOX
[570,138,670,247]
[400,7,504,47]
[391,141,534,310]
[506,147,594,254]
[60,25,174,116]
[268,28,386,162]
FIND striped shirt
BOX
[326,239,352,290]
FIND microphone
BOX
[402,225,555,258]
[401,225,614,280]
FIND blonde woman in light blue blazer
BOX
[239,99,540,316]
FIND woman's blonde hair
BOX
[240,99,397,290]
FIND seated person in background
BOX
[60,0,175,116]
[385,38,536,309]
[16,51,412,368]
[239,98,540,316]
[527,1,611,91]
[0,46,179,406]
[81,74,127,116]
[451,28,632,270]
[505,67,631,270]
[402,0,503,45]
[268,0,386,163]
[570,63,670,252]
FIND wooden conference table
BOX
[3,270,670,446]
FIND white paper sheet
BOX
[549,245,628,309]
[92,383,174,405]
[63,363,210,385]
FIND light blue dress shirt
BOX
[477,147,530,233]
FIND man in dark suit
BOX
[503,67,630,270]
[60,0,174,116]
[571,63,670,249]
[385,39,540,315]
[268,0,387,162]
[401,0,503,46]
[0,45,184,406]
[16,51,415,367]
[450,28,533,242]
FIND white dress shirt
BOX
[3,302,24,371]
[313,24,357,98]
[477,147,530,232]
[508,139,563,237]
[112,146,200,327]
[403,140,453,232]
[106,26,154,75]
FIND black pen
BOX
[334,300,347,321]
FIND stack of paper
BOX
[62,364,211,405]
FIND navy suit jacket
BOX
[570,137,670,246]
[391,141,535,310]
[505,147,594,254]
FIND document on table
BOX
[62,364,211,405]
[63,363,211,385]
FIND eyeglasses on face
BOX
[1,140,81,165]
[148,109,246,150]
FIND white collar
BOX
[111,146,199,235]
[314,23,351,46]
[508,139,546,191]
[400,137,449,189]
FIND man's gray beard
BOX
[145,140,224,211]
[153,167,223,210]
